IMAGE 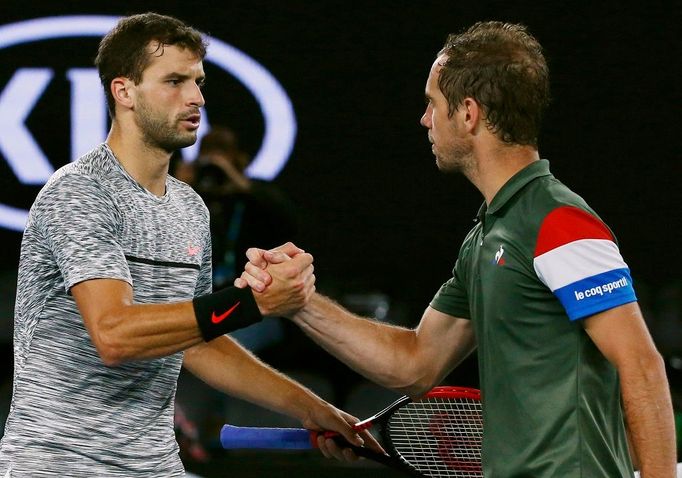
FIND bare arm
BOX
[237,248,475,397]
[71,248,315,366]
[292,295,475,397]
[583,302,676,478]
[72,279,200,365]
[236,247,475,460]
[182,336,372,449]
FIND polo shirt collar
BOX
[478,159,552,218]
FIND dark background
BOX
[0,1,680,476]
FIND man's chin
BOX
[166,132,198,151]
[435,156,451,171]
[178,134,198,149]
[435,156,463,174]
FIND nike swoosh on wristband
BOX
[211,302,241,324]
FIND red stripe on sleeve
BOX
[534,206,613,257]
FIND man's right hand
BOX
[245,242,315,317]
[234,242,300,292]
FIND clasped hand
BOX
[236,242,315,317]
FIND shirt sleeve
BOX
[430,258,471,319]
[34,174,132,292]
[533,205,637,321]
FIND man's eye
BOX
[168,79,182,85]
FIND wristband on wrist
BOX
[192,287,263,342]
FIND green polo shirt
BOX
[431,160,634,477]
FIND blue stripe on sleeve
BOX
[553,268,638,321]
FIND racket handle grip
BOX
[220,425,314,450]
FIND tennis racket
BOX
[220,386,483,478]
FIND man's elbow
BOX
[402,384,435,401]
[90,313,128,367]
[619,348,668,387]
[391,367,441,399]
[635,347,665,371]
[637,350,667,382]
[94,335,127,367]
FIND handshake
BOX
[234,242,316,317]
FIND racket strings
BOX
[387,397,483,478]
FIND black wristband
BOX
[193,287,263,342]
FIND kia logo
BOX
[0,15,297,232]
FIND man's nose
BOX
[188,83,205,107]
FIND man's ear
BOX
[110,77,135,111]
[460,97,481,134]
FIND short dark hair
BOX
[95,12,208,117]
[438,21,550,147]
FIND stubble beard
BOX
[136,97,197,153]
[435,141,474,175]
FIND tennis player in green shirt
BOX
[238,21,676,477]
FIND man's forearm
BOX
[184,337,311,417]
[621,353,676,477]
[292,293,429,392]
[183,336,374,450]
[88,288,261,365]
[75,259,312,366]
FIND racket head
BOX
[378,386,483,478]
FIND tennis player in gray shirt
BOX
[0,13,374,477]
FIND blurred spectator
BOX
[174,127,299,290]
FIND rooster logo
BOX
[494,245,505,266]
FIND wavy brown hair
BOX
[95,12,208,118]
[438,21,550,147]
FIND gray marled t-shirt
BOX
[0,144,212,477]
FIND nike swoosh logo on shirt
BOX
[211,302,241,324]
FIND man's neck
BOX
[467,142,540,205]
[105,123,170,197]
